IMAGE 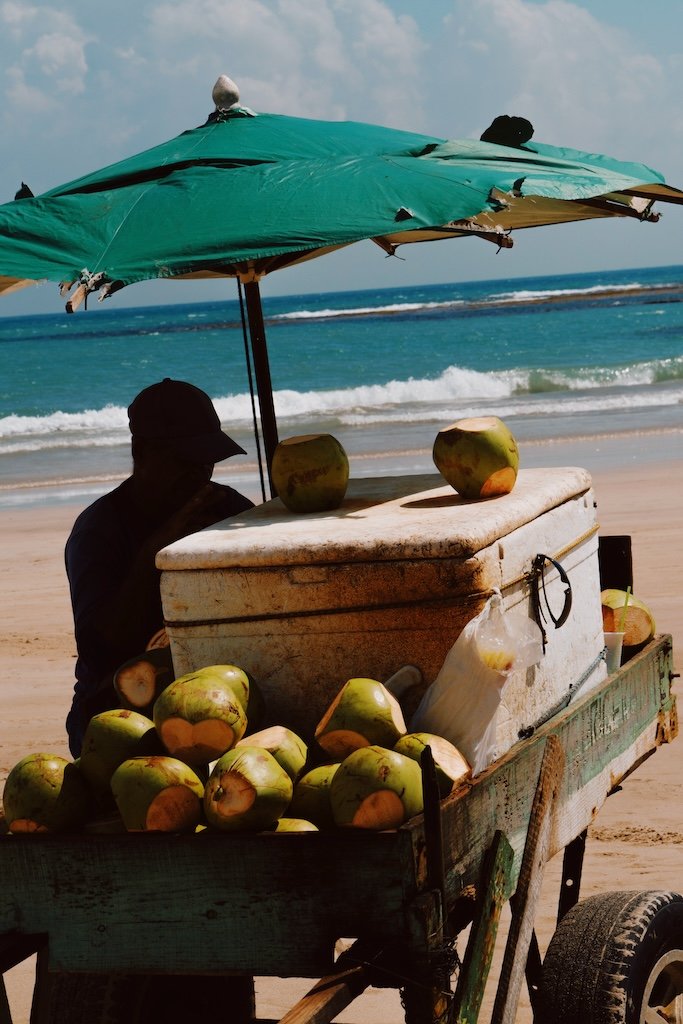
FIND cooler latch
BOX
[529,553,573,651]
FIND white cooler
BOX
[157,467,607,758]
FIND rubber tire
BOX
[538,890,683,1024]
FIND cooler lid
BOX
[156,467,593,570]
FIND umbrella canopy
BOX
[1,87,682,487]
[1,104,681,296]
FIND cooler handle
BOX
[530,553,573,651]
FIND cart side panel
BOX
[0,831,414,976]
[413,636,676,907]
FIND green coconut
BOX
[2,753,90,833]
[79,709,163,799]
[271,433,349,513]
[329,745,424,830]
[153,671,247,767]
[315,677,407,761]
[432,416,519,499]
[289,763,341,829]
[110,755,205,832]
[196,665,266,734]
[601,589,656,647]
[113,646,175,713]
[236,725,307,782]
[204,746,293,832]
[394,733,471,799]
[273,817,319,832]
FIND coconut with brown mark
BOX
[200,664,266,734]
[153,671,247,767]
[110,755,204,832]
[433,416,519,499]
[329,745,424,830]
[203,746,293,832]
[271,433,349,513]
[315,677,407,761]
[3,753,90,833]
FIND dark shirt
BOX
[65,478,253,755]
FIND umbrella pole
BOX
[243,280,279,497]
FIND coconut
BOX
[432,416,519,499]
[601,589,656,647]
[195,664,266,734]
[289,763,340,829]
[330,745,424,830]
[394,733,471,799]
[113,646,175,713]
[271,433,349,513]
[3,753,90,833]
[110,755,204,832]
[204,746,293,831]
[79,709,163,799]
[315,677,407,761]
[273,818,318,832]
[153,671,247,767]
[236,725,307,782]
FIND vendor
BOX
[65,378,254,756]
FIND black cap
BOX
[128,379,246,464]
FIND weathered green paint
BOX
[490,736,565,1024]
[0,637,675,985]
[454,831,514,1024]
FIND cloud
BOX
[1,1,38,32]
[141,0,425,125]
[1,4,91,104]
[25,32,89,94]
[433,0,675,167]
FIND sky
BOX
[1,0,682,316]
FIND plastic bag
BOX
[410,590,543,775]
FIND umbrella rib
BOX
[89,183,160,278]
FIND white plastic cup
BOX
[604,632,625,674]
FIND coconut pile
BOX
[0,666,472,836]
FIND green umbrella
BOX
[1,81,681,489]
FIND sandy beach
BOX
[1,447,681,1023]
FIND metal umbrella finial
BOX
[212,75,240,111]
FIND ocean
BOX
[1,263,682,509]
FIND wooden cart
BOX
[0,634,678,1024]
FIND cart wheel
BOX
[538,890,683,1023]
